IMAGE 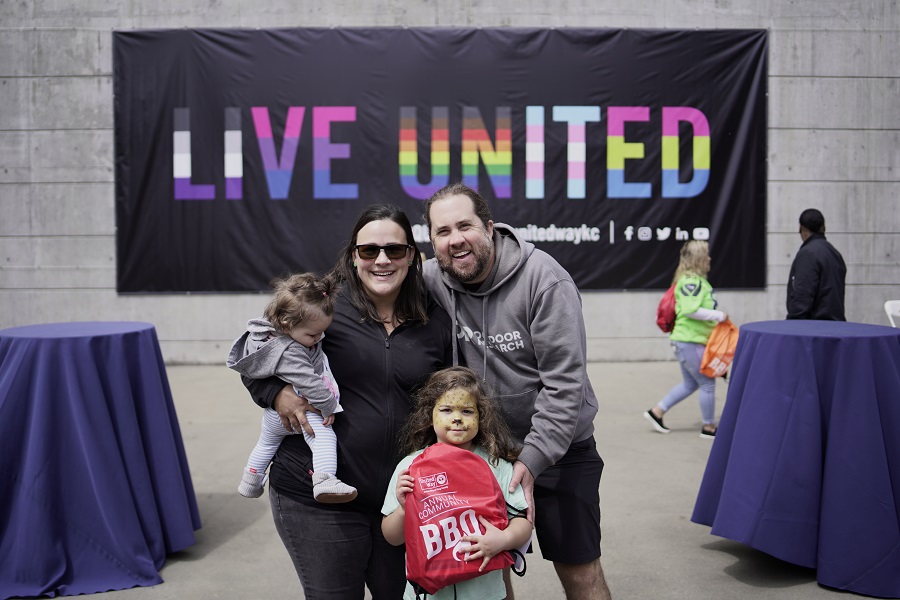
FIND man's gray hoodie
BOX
[423,224,598,478]
[226,318,341,418]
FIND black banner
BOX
[113,28,767,292]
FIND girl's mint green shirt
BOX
[670,274,719,344]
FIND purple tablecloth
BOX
[692,320,900,598]
[0,322,201,598]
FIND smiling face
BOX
[354,219,412,306]
[428,194,495,285]
[432,388,479,450]
[287,308,332,349]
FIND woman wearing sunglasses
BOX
[242,204,454,599]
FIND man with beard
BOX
[422,183,611,600]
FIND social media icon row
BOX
[623,226,709,241]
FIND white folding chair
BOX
[884,300,900,327]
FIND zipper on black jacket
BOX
[380,325,394,504]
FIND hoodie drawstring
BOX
[480,295,488,380]
[450,288,459,366]
[449,287,490,385]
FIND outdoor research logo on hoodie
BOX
[456,323,525,353]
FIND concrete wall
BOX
[2,1,899,364]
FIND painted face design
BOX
[432,388,479,450]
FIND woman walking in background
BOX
[644,240,727,439]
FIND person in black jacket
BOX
[786,208,847,321]
[242,204,453,599]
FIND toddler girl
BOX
[227,272,356,502]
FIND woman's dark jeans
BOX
[269,485,406,599]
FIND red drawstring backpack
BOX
[404,443,523,596]
[656,285,676,333]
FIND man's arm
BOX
[787,250,818,319]
[517,277,590,479]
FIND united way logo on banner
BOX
[113,28,767,292]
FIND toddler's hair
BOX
[264,272,338,333]
[400,366,520,465]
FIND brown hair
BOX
[424,182,493,232]
[330,203,428,325]
[264,272,338,333]
[399,366,519,465]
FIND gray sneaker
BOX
[312,472,358,503]
[238,467,267,498]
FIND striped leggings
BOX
[245,407,338,475]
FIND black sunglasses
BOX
[355,244,412,260]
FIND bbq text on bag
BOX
[403,444,515,595]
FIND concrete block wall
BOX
[1,1,899,364]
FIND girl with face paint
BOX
[380,367,533,600]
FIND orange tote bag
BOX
[700,320,739,378]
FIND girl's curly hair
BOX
[399,366,520,465]
[264,272,338,333]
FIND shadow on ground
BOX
[702,539,821,590]
[161,491,271,564]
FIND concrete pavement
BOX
[65,362,844,599]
